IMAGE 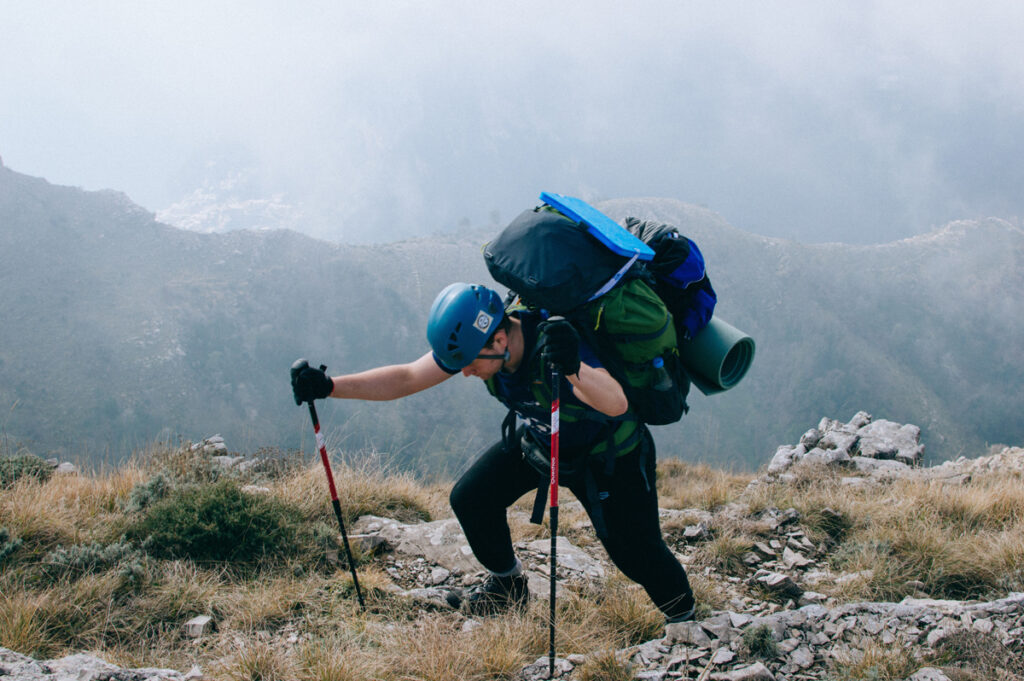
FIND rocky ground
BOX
[3,414,1023,681]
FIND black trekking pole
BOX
[298,364,366,611]
[548,362,561,678]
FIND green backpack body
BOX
[564,276,689,426]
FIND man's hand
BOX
[537,318,581,376]
[290,359,334,405]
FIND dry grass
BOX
[6,441,1024,680]
[372,614,484,681]
[741,468,1024,602]
[468,613,546,679]
[133,440,218,483]
[0,590,52,657]
[589,574,665,646]
[828,641,920,680]
[217,640,299,681]
[274,460,441,524]
[928,629,1024,681]
[692,522,753,574]
[0,470,144,552]
[688,572,728,617]
[919,474,1024,531]
[296,633,384,681]
[656,458,752,511]
[219,576,318,632]
[347,581,664,681]
[814,474,1024,601]
[575,649,635,681]
[134,561,232,623]
[743,462,856,539]
[0,570,127,658]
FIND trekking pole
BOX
[301,366,366,611]
[548,361,561,678]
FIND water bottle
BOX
[651,356,674,391]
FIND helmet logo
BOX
[473,311,494,334]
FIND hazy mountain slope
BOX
[1,167,1021,471]
[0,166,500,468]
[601,198,1024,461]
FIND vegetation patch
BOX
[576,649,634,681]
[0,526,22,563]
[0,453,53,488]
[741,624,778,659]
[40,539,148,586]
[591,575,665,647]
[656,459,752,511]
[123,473,172,513]
[828,642,920,681]
[127,479,305,564]
[928,629,1024,680]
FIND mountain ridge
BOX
[1,165,1021,470]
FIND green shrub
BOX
[123,473,171,512]
[41,538,146,582]
[0,454,53,488]
[128,479,304,563]
[0,526,22,563]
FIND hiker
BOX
[292,281,696,622]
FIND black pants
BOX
[449,428,694,619]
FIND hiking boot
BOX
[463,573,529,616]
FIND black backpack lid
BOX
[484,207,633,313]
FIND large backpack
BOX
[483,194,717,426]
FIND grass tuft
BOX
[927,629,1024,680]
[575,649,634,681]
[656,458,752,511]
[741,623,778,659]
[220,641,298,681]
[590,574,665,647]
[828,642,921,680]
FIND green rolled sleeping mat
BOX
[679,316,755,396]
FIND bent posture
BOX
[292,283,695,620]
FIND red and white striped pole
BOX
[303,367,365,611]
[548,363,560,677]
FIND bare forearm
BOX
[329,352,450,401]
[567,364,628,417]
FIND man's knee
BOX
[449,474,482,521]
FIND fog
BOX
[3,1,1023,244]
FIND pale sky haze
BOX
[2,1,1022,243]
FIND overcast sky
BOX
[2,1,1022,244]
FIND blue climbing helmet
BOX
[427,283,505,370]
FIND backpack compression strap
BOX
[587,253,641,303]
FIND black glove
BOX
[290,359,334,405]
[537,318,581,376]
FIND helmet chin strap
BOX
[476,336,511,363]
